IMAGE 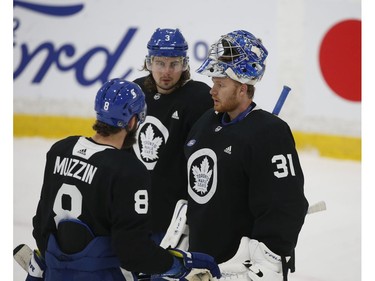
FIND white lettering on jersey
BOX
[133,116,169,170]
[54,156,98,184]
[187,148,217,204]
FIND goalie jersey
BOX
[132,77,212,234]
[184,105,309,263]
[32,136,173,275]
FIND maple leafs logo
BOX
[192,157,212,194]
[140,125,163,161]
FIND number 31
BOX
[272,154,296,178]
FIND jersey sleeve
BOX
[245,119,309,256]
[32,146,61,256]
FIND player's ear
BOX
[237,83,248,97]
[240,84,248,94]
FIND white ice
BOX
[12,137,362,281]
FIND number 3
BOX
[272,154,296,178]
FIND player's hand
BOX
[26,249,45,281]
[245,240,284,281]
[155,248,221,281]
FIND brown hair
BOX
[245,84,255,99]
[226,66,255,100]
[92,120,121,137]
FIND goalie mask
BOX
[95,78,147,128]
[196,30,268,85]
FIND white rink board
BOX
[13,0,361,136]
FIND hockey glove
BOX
[25,249,45,281]
[245,240,284,281]
[157,249,221,281]
[218,237,252,281]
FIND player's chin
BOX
[213,103,222,112]
[158,82,176,91]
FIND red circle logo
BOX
[319,19,361,102]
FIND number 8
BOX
[103,101,110,110]
[134,190,148,214]
[53,183,82,227]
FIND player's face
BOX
[210,77,242,114]
[150,56,184,94]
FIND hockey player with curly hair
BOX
[26,78,220,281]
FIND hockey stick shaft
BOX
[13,244,33,272]
[307,201,327,214]
[272,85,291,116]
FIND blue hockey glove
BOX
[157,249,221,281]
[25,249,45,281]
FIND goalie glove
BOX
[218,238,292,281]
[244,240,284,281]
[218,237,252,281]
[26,249,45,281]
[160,199,189,251]
[155,249,221,281]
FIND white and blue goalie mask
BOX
[196,30,268,85]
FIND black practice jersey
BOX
[32,136,173,274]
[132,77,213,233]
[184,106,309,263]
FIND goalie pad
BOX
[160,199,189,250]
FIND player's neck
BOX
[156,86,175,95]
[92,131,126,149]
[227,99,253,121]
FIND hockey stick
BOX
[307,201,327,214]
[13,243,33,272]
[272,85,291,116]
